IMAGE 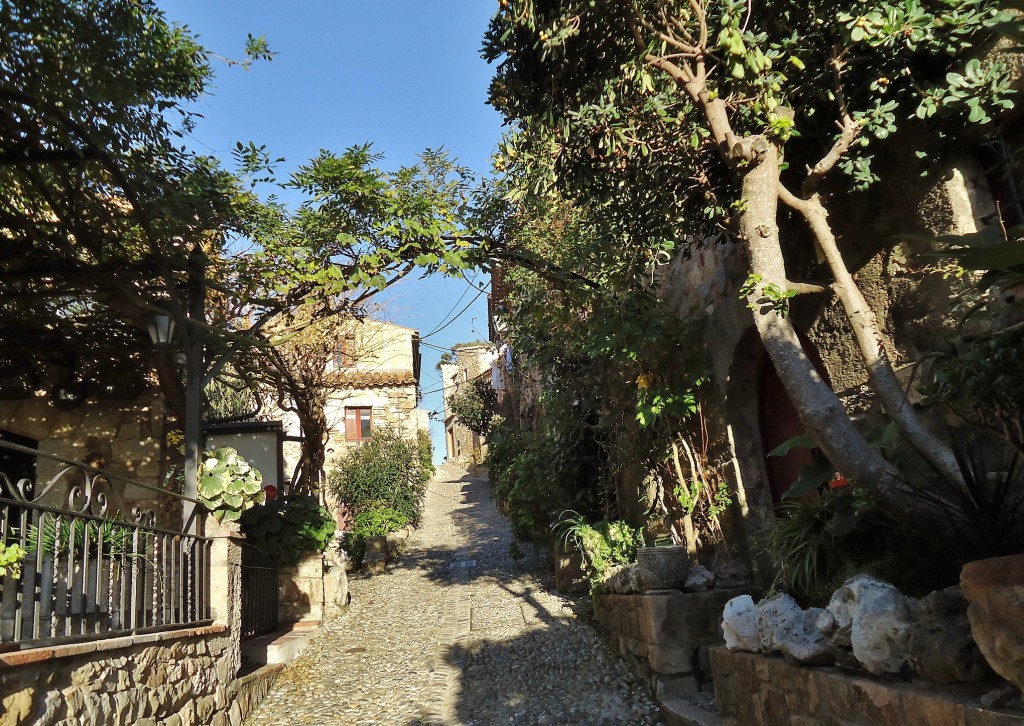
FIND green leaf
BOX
[768,434,819,457]
[782,456,836,500]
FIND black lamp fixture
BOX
[146,313,175,348]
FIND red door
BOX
[756,334,831,505]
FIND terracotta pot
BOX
[633,545,689,592]
[961,554,1024,696]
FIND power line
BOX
[422,280,472,338]
[419,287,485,340]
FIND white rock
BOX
[722,595,761,652]
[821,574,919,675]
[757,593,832,665]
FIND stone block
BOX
[625,637,649,659]
[364,536,388,555]
[849,676,904,724]
[1,687,34,725]
[899,688,966,726]
[648,644,695,676]
[195,696,217,723]
[644,589,745,647]
[362,554,387,575]
[655,673,700,700]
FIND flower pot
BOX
[633,545,689,592]
[961,554,1024,698]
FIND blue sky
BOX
[158,0,503,461]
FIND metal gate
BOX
[240,543,278,638]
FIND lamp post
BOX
[182,249,206,534]
[147,249,206,534]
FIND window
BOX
[344,407,373,442]
[334,336,356,368]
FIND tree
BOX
[2,0,478,514]
[482,0,1015,527]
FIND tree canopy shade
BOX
[0,0,477,426]
[482,0,1016,527]
[0,0,244,360]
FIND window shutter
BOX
[345,408,357,440]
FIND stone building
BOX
[278,318,430,480]
[440,342,497,467]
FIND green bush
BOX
[761,488,953,606]
[341,506,409,564]
[553,511,645,588]
[416,428,435,482]
[240,495,336,565]
[327,428,427,525]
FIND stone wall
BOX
[594,588,745,700]
[0,524,265,725]
[712,648,1024,726]
[279,553,326,624]
[0,388,169,510]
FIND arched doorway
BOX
[756,334,831,505]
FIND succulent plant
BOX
[197,447,265,522]
[0,542,26,579]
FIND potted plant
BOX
[635,533,690,592]
[197,447,266,529]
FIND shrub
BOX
[240,495,336,565]
[416,428,435,482]
[553,511,645,588]
[196,447,265,522]
[327,428,427,525]
[761,488,953,606]
[341,506,409,564]
[448,378,499,436]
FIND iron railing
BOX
[239,542,278,638]
[0,440,213,650]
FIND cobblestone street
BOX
[246,463,662,726]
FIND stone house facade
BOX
[440,343,497,467]
[277,318,430,481]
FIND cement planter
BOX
[634,546,689,592]
[961,554,1024,698]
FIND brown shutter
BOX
[345,408,357,440]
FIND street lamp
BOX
[146,314,176,348]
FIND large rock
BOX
[908,586,991,684]
[722,595,761,652]
[961,554,1024,698]
[757,593,832,665]
[818,574,919,675]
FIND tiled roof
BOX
[330,370,417,389]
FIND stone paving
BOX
[246,463,663,726]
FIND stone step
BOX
[660,698,721,726]
[242,621,320,666]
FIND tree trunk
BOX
[295,403,328,498]
[788,194,964,489]
[736,138,953,529]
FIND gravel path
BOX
[246,463,662,726]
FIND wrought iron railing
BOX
[0,439,213,650]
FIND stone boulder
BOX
[757,593,832,665]
[722,595,761,652]
[818,574,919,675]
[961,554,1024,699]
[908,586,991,684]
[683,564,715,592]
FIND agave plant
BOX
[197,447,265,522]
